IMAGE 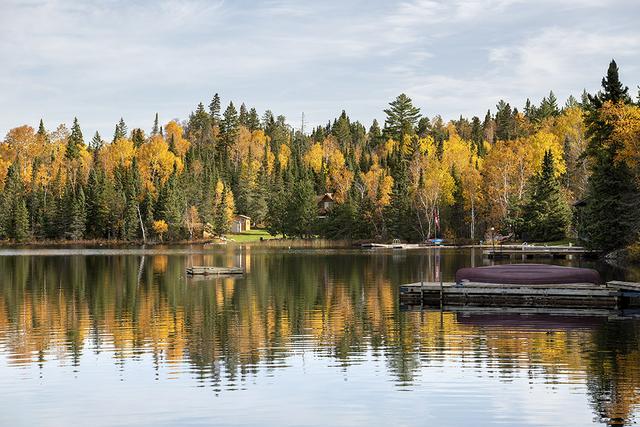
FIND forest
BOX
[0,60,639,255]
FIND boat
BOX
[455,263,601,285]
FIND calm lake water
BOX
[1,244,640,427]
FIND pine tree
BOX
[522,151,571,241]
[66,117,83,160]
[383,94,421,141]
[582,60,639,251]
[538,91,559,120]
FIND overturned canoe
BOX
[455,264,601,285]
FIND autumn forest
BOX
[1,60,639,255]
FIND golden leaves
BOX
[164,121,191,157]
[137,135,179,194]
[600,101,640,180]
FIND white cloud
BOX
[0,0,639,136]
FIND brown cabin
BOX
[232,215,251,233]
[317,193,335,218]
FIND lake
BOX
[1,244,639,427]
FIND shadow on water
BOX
[0,245,639,426]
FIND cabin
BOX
[317,193,335,218]
[232,215,251,233]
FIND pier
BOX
[482,244,599,259]
[399,280,640,310]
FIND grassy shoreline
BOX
[0,229,282,247]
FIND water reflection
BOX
[0,247,639,426]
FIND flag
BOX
[434,208,440,231]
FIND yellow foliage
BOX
[304,143,324,173]
[278,143,291,169]
[152,220,168,240]
[600,101,640,181]
[360,163,394,206]
[528,130,566,176]
[101,138,136,177]
[164,121,191,157]
[138,135,179,194]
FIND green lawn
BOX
[228,229,281,243]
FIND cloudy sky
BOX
[1,0,639,138]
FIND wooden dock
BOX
[483,245,598,259]
[399,281,640,310]
[186,266,244,276]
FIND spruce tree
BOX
[220,102,239,153]
[68,187,86,240]
[209,93,221,123]
[131,128,145,148]
[37,119,49,143]
[113,118,127,142]
[90,131,103,152]
[152,113,160,135]
[66,118,83,160]
[238,103,249,127]
[522,151,571,241]
[582,60,639,251]
[11,198,30,242]
[247,108,260,131]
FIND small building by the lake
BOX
[317,193,335,218]
[232,215,251,233]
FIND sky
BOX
[1,0,639,139]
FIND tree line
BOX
[1,60,639,254]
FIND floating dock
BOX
[399,281,640,310]
[186,266,244,276]
[483,245,599,259]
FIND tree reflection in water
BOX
[0,246,639,425]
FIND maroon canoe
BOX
[456,264,602,285]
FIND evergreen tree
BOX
[113,117,127,142]
[209,93,221,123]
[66,117,83,160]
[11,198,30,242]
[285,176,317,238]
[36,119,49,143]
[68,187,86,240]
[131,128,145,148]
[247,108,261,131]
[383,94,421,141]
[522,151,571,241]
[582,60,638,251]
[152,113,160,135]
[495,100,514,140]
[220,102,239,153]
[90,131,103,152]
[538,91,560,120]
[238,103,249,127]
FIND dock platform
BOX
[399,281,640,310]
[483,245,598,259]
[186,266,244,276]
